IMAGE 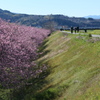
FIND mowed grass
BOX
[87,30,100,35]
[79,29,100,35]
[37,31,100,100]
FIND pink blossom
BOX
[0,18,50,88]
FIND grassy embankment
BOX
[0,31,100,100]
[35,31,100,100]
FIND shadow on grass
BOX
[38,39,51,58]
[0,97,4,100]
[11,68,51,100]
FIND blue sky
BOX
[0,0,100,17]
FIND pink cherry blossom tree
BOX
[0,18,50,88]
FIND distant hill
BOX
[0,8,100,29]
[84,15,100,19]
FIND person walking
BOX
[74,27,77,33]
[77,26,79,33]
[70,26,73,33]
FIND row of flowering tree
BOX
[0,18,50,88]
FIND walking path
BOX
[62,31,100,38]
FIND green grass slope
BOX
[37,31,100,100]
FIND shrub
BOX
[89,33,92,37]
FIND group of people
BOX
[70,26,79,33]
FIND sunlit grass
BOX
[87,30,100,35]
[37,31,100,100]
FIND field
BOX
[87,30,100,35]
[0,31,100,100]
[36,31,100,100]
[79,29,100,35]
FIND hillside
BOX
[1,31,99,100]
[36,31,100,100]
[1,8,100,29]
